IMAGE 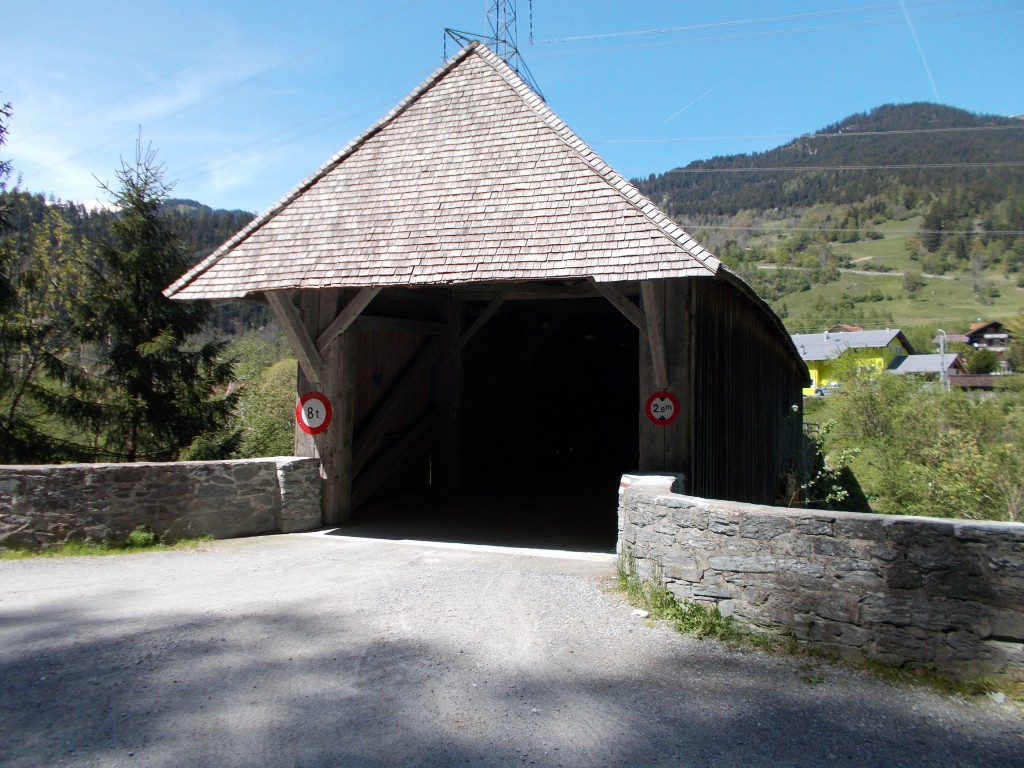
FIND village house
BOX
[790,328,913,396]
[887,352,966,378]
[931,320,1012,355]
[966,320,1011,353]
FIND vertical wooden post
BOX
[290,289,355,526]
[293,290,321,460]
[316,289,353,525]
[638,279,692,477]
[664,278,692,473]
[640,281,668,390]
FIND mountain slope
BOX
[633,103,1024,338]
[636,103,1024,218]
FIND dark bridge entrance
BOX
[346,296,638,552]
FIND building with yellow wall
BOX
[790,329,914,396]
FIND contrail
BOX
[900,0,941,102]
[664,77,732,124]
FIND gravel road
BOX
[1,532,1021,767]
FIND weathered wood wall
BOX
[271,276,806,524]
[688,278,806,504]
[638,279,691,477]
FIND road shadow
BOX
[334,487,619,553]
[2,593,1021,768]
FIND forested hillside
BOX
[635,103,1024,335]
[0,190,261,335]
[2,191,252,262]
[637,103,1023,220]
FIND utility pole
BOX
[445,0,543,98]
[487,0,519,63]
[937,328,949,391]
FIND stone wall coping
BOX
[0,457,312,471]
[623,488,1024,533]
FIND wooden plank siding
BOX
[688,279,807,504]
[273,278,807,518]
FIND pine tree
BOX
[70,141,238,461]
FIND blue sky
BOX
[5,0,1022,213]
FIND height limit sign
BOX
[296,391,333,436]
[645,390,680,426]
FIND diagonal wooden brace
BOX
[317,287,381,351]
[266,290,322,388]
[590,278,646,332]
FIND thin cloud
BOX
[900,0,941,101]
[664,77,734,124]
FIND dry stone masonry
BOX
[619,480,1024,681]
[0,458,322,550]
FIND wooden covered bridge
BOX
[166,42,809,530]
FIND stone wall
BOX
[618,480,1024,681]
[0,458,322,550]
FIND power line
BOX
[649,161,1024,174]
[530,5,1020,59]
[536,0,961,43]
[601,124,1024,145]
[172,86,403,185]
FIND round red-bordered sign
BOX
[296,391,332,435]
[645,390,680,426]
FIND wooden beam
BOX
[316,287,381,351]
[318,331,352,525]
[352,315,448,335]
[454,285,598,301]
[266,290,322,388]
[449,288,512,359]
[315,289,353,525]
[352,334,447,474]
[590,279,647,333]
[291,291,322,458]
[665,279,693,474]
[640,281,669,390]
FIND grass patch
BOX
[616,552,766,646]
[778,263,1023,331]
[0,528,213,559]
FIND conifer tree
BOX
[70,141,238,461]
[0,101,67,461]
[0,207,89,461]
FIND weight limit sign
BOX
[296,391,333,435]
[645,390,680,426]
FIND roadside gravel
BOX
[1,532,1020,767]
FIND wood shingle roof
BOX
[165,42,722,301]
